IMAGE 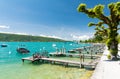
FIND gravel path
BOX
[91,47,120,79]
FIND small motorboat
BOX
[1,44,7,47]
[68,50,76,53]
[17,48,30,53]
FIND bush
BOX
[107,54,111,59]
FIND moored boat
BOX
[1,44,7,47]
[17,48,30,53]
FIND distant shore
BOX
[0,33,65,42]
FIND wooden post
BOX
[83,54,84,62]
[60,48,62,54]
[80,64,84,68]
[95,52,97,54]
[22,59,24,63]
[63,48,65,54]
[56,49,59,54]
[53,61,55,64]
[79,51,81,68]
[91,50,93,59]
[64,63,68,67]
[79,51,84,68]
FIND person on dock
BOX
[33,53,41,59]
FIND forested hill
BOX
[0,33,65,42]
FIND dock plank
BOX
[49,53,101,58]
[22,56,98,68]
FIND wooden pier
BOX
[66,53,101,58]
[22,56,99,69]
[49,53,101,58]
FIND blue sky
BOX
[0,0,119,40]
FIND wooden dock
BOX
[22,56,99,68]
[22,56,40,62]
[49,53,101,58]
[66,53,101,58]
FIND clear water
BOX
[0,42,91,79]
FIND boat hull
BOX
[17,48,30,53]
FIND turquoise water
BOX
[0,42,91,79]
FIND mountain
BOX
[0,33,65,42]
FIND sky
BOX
[0,0,119,40]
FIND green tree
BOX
[94,34,103,42]
[77,2,120,60]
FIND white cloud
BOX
[0,31,28,35]
[15,32,28,35]
[39,34,63,39]
[0,25,10,29]
[71,34,93,40]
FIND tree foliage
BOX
[77,2,120,60]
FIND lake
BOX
[0,42,92,79]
